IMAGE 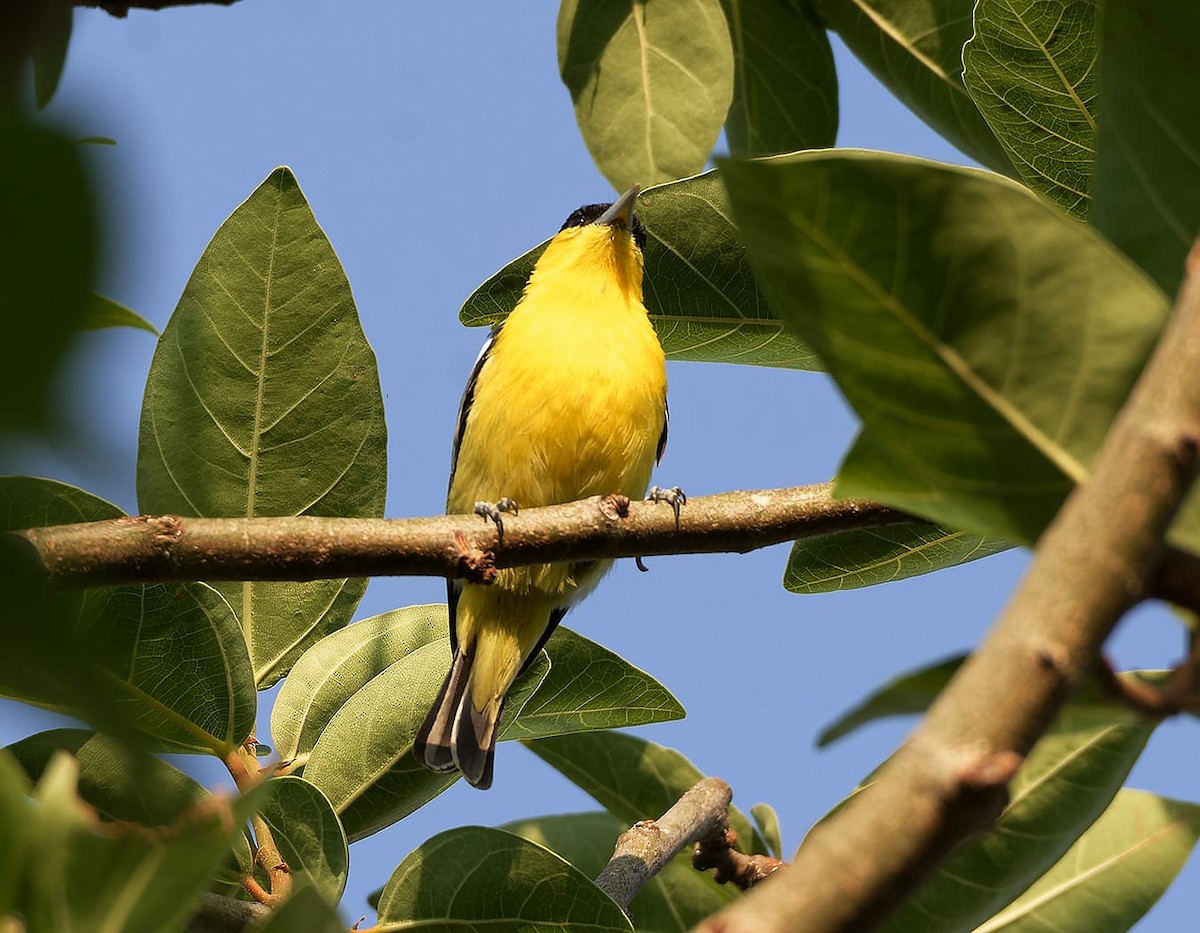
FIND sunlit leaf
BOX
[79,294,158,334]
[461,171,821,370]
[527,730,769,856]
[505,811,739,931]
[785,518,1011,594]
[558,0,734,189]
[376,826,633,931]
[721,150,1170,546]
[136,166,387,688]
[257,776,347,903]
[0,750,29,917]
[811,0,1013,173]
[1090,1,1200,298]
[750,802,782,859]
[720,0,837,156]
[962,0,1098,215]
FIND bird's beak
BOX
[595,184,640,229]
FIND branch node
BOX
[452,531,496,584]
[601,494,631,520]
[693,827,785,889]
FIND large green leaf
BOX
[785,518,1011,594]
[720,151,1173,547]
[972,789,1200,932]
[527,730,769,856]
[0,751,29,919]
[21,753,268,933]
[811,0,1013,173]
[0,479,255,755]
[460,171,821,370]
[504,811,739,932]
[879,703,1158,930]
[376,825,633,931]
[558,0,734,189]
[962,0,1098,216]
[1089,2,1200,299]
[136,167,387,689]
[300,639,548,842]
[257,776,347,904]
[720,0,837,157]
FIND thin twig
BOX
[696,237,1200,932]
[10,485,916,588]
[223,742,292,908]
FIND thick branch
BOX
[697,240,1200,931]
[10,484,912,588]
[595,777,733,911]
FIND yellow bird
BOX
[414,185,670,788]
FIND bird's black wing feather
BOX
[656,397,669,464]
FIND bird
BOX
[413,185,670,789]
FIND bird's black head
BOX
[560,202,648,250]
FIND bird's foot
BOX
[645,485,687,526]
[475,497,520,541]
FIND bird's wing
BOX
[449,324,502,485]
[656,397,669,465]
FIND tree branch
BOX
[695,243,1200,932]
[185,893,268,933]
[9,484,912,588]
[77,1,243,15]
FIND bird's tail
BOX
[413,647,503,790]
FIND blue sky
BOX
[5,2,1196,927]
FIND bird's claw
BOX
[475,497,520,541]
[645,485,686,526]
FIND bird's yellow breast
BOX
[448,225,666,520]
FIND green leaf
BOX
[376,825,633,931]
[558,0,734,189]
[21,753,268,933]
[973,789,1200,933]
[750,802,782,859]
[0,116,95,435]
[0,479,255,754]
[785,518,1011,594]
[720,0,837,156]
[1089,2,1200,299]
[818,655,965,747]
[136,166,387,688]
[879,705,1157,931]
[79,294,158,334]
[460,171,822,370]
[499,626,684,740]
[504,811,739,931]
[301,638,548,842]
[720,150,1170,545]
[257,776,347,904]
[527,730,770,856]
[962,0,1098,216]
[811,0,1014,174]
[0,750,30,918]
[250,882,344,933]
[30,0,72,109]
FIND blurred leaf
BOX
[505,811,739,931]
[461,171,822,370]
[974,789,1200,932]
[785,519,1012,594]
[6,729,254,886]
[750,802,782,859]
[376,825,633,931]
[0,750,29,918]
[250,882,343,933]
[721,151,1171,546]
[818,654,965,747]
[79,294,157,334]
[0,478,255,754]
[879,703,1157,931]
[22,753,268,933]
[500,626,684,740]
[75,136,116,146]
[962,0,1098,216]
[811,0,1014,173]
[1090,2,1200,299]
[257,776,347,903]
[271,604,445,762]
[558,0,734,189]
[136,166,387,689]
[30,1,72,109]
[301,637,548,842]
[0,115,95,435]
[720,0,837,156]
[527,730,769,856]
